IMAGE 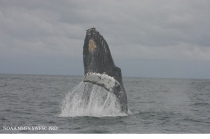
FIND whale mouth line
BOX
[83,72,121,93]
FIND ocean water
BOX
[0,74,210,133]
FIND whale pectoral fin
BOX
[83,72,121,93]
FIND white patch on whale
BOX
[83,72,120,92]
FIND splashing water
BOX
[59,82,128,117]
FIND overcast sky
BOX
[0,0,210,79]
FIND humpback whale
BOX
[83,27,128,112]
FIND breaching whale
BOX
[83,27,128,112]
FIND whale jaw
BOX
[83,72,121,93]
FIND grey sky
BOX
[0,0,210,79]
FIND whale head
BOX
[83,27,122,83]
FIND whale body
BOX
[83,27,128,112]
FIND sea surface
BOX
[0,74,210,133]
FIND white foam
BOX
[59,82,127,117]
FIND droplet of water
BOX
[59,82,127,117]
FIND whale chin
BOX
[82,27,128,112]
[83,72,121,93]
